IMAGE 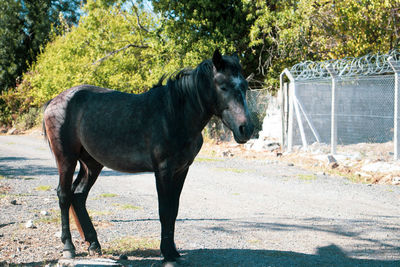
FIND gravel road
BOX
[1,133,400,266]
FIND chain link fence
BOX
[281,50,400,159]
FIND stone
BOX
[355,171,372,178]
[327,155,337,164]
[222,150,234,157]
[25,220,36,229]
[361,162,400,173]
[392,177,400,185]
[10,200,17,205]
[329,162,339,169]
[7,127,17,135]
[327,155,339,169]
[40,210,50,216]
[54,231,62,238]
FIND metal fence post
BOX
[326,65,337,155]
[281,68,306,152]
[279,71,286,149]
[388,57,400,160]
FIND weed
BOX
[297,174,317,181]
[247,239,261,245]
[35,209,60,225]
[92,193,118,200]
[103,236,159,257]
[326,168,366,184]
[35,214,60,224]
[214,167,248,173]
[14,107,41,131]
[113,203,142,210]
[34,185,51,191]
[195,157,223,162]
[99,193,117,198]
[88,210,112,217]
[0,174,35,180]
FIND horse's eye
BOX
[220,86,227,91]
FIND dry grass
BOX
[103,236,159,257]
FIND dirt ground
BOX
[1,133,400,266]
[204,139,400,185]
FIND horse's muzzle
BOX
[234,122,254,144]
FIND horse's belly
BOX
[102,156,153,173]
[82,141,153,174]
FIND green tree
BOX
[308,0,400,58]
[248,0,400,90]
[0,0,24,92]
[6,0,182,109]
[0,0,82,92]
[151,0,257,79]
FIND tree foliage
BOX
[151,0,257,78]
[248,0,400,88]
[3,0,186,112]
[308,0,400,57]
[2,0,400,127]
[0,0,82,92]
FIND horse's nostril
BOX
[239,125,245,136]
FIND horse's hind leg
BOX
[71,150,103,255]
[56,157,78,258]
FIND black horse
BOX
[43,49,254,262]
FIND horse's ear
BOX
[212,49,224,70]
[232,52,239,61]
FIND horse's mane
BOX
[155,59,214,114]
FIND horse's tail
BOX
[69,205,86,243]
[42,99,52,144]
[42,99,86,241]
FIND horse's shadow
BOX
[110,244,399,267]
[15,244,400,267]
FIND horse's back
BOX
[43,85,156,172]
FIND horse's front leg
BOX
[155,167,188,262]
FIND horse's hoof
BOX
[62,249,75,259]
[88,247,102,256]
[88,242,102,256]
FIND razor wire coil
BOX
[289,50,400,80]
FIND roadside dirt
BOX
[202,139,400,185]
[1,133,400,266]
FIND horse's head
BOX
[211,49,254,144]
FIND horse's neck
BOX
[169,84,213,136]
[183,95,213,134]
